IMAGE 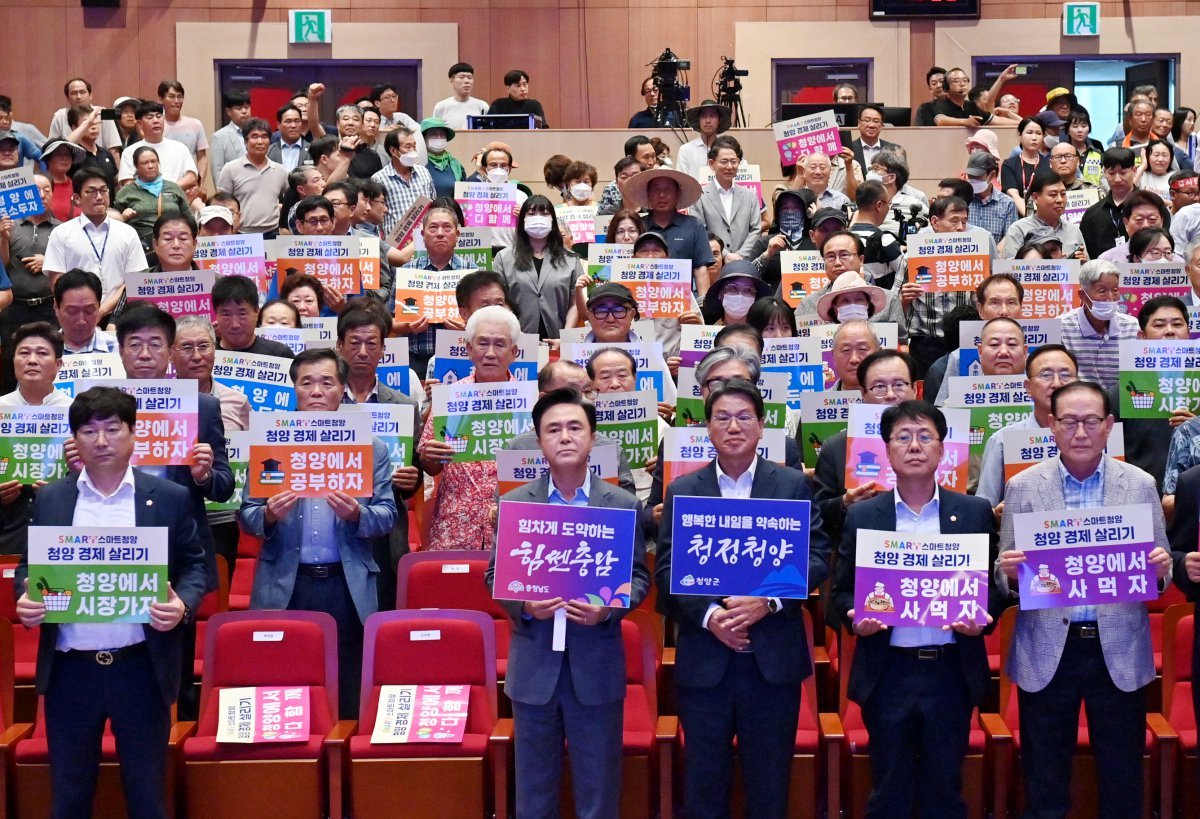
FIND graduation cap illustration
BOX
[914,265,932,285]
[283,267,301,278]
[401,297,420,314]
[259,458,286,484]
[790,282,807,299]
[853,450,882,478]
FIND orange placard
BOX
[781,270,829,307]
[247,444,373,498]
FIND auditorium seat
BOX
[1149,602,1194,819]
[180,610,353,819]
[1147,584,1187,710]
[0,556,38,719]
[226,531,261,611]
[192,554,231,681]
[348,609,500,819]
[0,619,31,819]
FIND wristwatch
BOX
[767,598,779,614]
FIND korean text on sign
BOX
[772,111,843,164]
[247,411,374,498]
[217,686,310,743]
[454,181,519,229]
[371,684,471,744]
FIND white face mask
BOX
[1087,297,1119,320]
[969,178,991,195]
[865,171,884,183]
[570,183,592,201]
[837,303,870,322]
[486,167,510,184]
[398,151,418,167]
[524,215,553,239]
[721,292,756,318]
[427,138,448,152]
[1043,134,1060,149]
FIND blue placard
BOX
[377,363,411,395]
[669,496,812,598]
[431,358,537,384]
[0,168,45,219]
[762,363,824,409]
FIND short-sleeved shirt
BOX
[644,211,716,274]
[933,97,971,123]
[371,164,437,237]
[969,191,1019,246]
[430,97,490,131]
[216,157,289,235]
[1001,215,1086,258]
[3,216,58,300]
[218,335,296,360]
[1059,305,1140,390]
[118,138,198,184]
[209,121,247,182]
[43,216,146,303]
[164,116,209,158]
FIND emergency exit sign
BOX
[1063,3,1099,37]
[289,10,332,44]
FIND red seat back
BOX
[395,550,510,661]
[1162,604,1196,742]
[0,555,21,622]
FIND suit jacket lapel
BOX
[1101,459,1125,507]
[1042,462,1067,509]
[749,457,778,499]
[133,471,158,526]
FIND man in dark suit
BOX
[112,302,234,719]
[486,388,650,819]
[814,349,918,549]
[850,105,899,180]
[16,386,209,817]
[1166,461,1200,799]
[336,303,423,610]
[656,378,831,819]
[830,400,999,817]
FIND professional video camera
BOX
[650,48,691,128]
[716,56,748,128]
[892,204,930,248]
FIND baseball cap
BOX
[966,152,999,178]
[1034,110,1067,130]
[0,131,19,146]
[586,282,637,308]
[810,207,849,228]
[198,205,235,227]
[1045,87,1077,107]
[113,96,140,110]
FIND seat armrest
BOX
[0,722,33,750]
[169,721,196,746]
[661,647,675,667]
[324,720,357,745]
[1146,712,1179,742]
[655,714,678,744]
[818,712,844,743]
[491,718,515,819]
[979,712,1012,742]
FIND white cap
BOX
[198,205,234,226]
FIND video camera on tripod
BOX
[892,204,929,248]
[716,56,748,128]
[650,48,691,128]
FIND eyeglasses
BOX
[823,251,858,263]
[713,159,740,168]
[176,342,214,356]
[711,412,757,428]
[80,186,109,198]
[1139,248,1173,261]
[301,217,332,228]
[125,340,167,354]
[889,431,939,447]
[866,380,912,398]
[1050,154,1077,163]
[1055,415,1105,433]
[591,305,629,319]
[1033,369,1076,384]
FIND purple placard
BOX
[772,111,844,165]
[1016,543,1156,610]
[853,530,990,627]
[492,500,637,606]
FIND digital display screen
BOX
[870,0,980,19]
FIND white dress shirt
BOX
[43,216,147,304]
[890,485,954,647]
[57,466,145,650]
[0,387,72,406]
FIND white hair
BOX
[1079,259,1120,289]
[464,304,520,344]
[175,315,217,343]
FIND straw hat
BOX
[815,271,888,322]
[622,168,703,210]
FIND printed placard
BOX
[344,403,415,470]
[0,166,44,218]
[27,526,167,623]
[1117,262,1189,318]
[371,684,470,744]
[1118,338,1200,417]
[495,446,620,497]
[586,242,633,288]
[274,236,360,294]
[906,229,991,293]
[661,427,787,488]
[0,406,70,485]
[77,379,198,467]
[430,380,536,463]
[853,529,990,627]
[556,204,598,244]
[412,226,493,271]
[1013,504,1159,610]
[196,234,269,293]
[54,353,125,396]
[772,111,843,164]
[493,501,638,605]
[779,251,828,308]
[761,336,827,407]
[798,390,862,469]
[1002,423,1125,481]
[213,351,296,413]
[301,316,336,347]
[594,391,659,470]
[675,369,789,431]
[992,258,1080,321]
[1062,187,1101,225]
[254,327,329,355]
[559,341,676,404]
[957,319,1061,376]
[845,404,970,492]
[944,375,1031,408]
[217,686,310,743]
[703,163,763,206]
[454,181,519,229]
[431,329,541,384]
[669,496,811,597]
[124,268,213,321]
[385,195,432,248]
[806,322,899,391]
[609,258,695,319]
[377,337,412,395]
[247,411,374,498]
[679,324,719,369]
[393,268,474,324]
[207,430,248,513]
[358,236,381,290]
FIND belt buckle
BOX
[917,647,940,660]
[1079,624,1099,639]
[94,650,114,666]
[310,564,330,579]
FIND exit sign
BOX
[289,10,332,44]
[1063,3,1099,37]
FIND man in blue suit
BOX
[16,386,209,817]
[239,348,396,718]
[487,388,650,819]
[830,400,999,818]
[656,378,831,819]
[111,302,234,719]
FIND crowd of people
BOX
[4,61,1200,818]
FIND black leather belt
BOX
[60,642,148,666]
[1068,621,1099,639]
[298,562,343,579]
[890,644,958,660]
[12,296,51,307]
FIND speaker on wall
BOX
[82,0,121,7]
